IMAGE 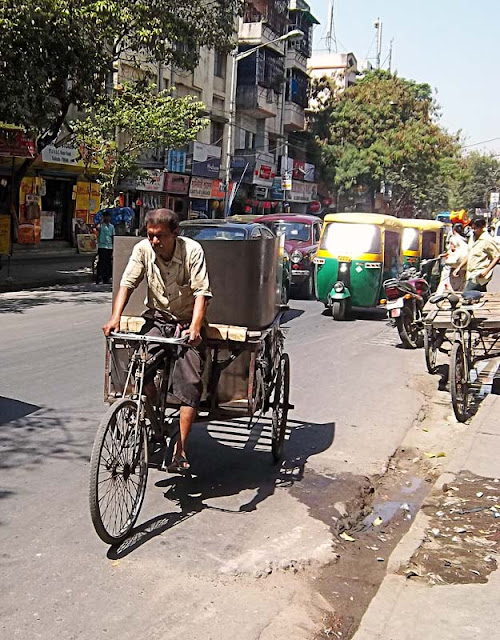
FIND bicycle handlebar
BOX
[109,331,190,346]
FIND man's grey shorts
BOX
[141,311,205,408]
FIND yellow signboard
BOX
[0,215,11,255]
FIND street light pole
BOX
[222,29,303,217]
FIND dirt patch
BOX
[401,471,500,585]
[304,447,438,640]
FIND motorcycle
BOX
[381,258,439,349]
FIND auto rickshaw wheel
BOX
[271,353,290,462]
[331,299,348,321]
[396,306,419,348]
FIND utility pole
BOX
[388,38,394,73]
[374,18,383,69]
[325,0,338,53]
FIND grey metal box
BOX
[112,236,281,329]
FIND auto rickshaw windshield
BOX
[320,223,382,256]
[402,227,419,252]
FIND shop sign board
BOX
[189,177,231,199]
[292,159,305,180]
[0,215,11,255]
[41,144,83,166]
[136,169,165,192]
[304,163,316,182]
[187,142,221,178]
[270,177,284,200]
[167,149,187,173]
[0,129,35,158]
[252,160,276,187]
[290,182,318,202]
[164,172,190,195]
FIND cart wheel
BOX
[424,326,438,374]
[396,307,419,349]
[271,353,290,462]
[89,399,148,545]
[450,341,471,423]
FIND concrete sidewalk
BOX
[0,253,94,292]
[353,395,500,640]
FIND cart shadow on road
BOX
[107,416,335,560]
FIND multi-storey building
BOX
[116,48,233,224]
[231,0,319,215]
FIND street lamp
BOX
[223,28,304,216]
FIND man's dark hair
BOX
[144,208,179,232]
[453,223,464,235]
[103,211,111,218]
[471,217,486,228]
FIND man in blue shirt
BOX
[96,211,115,284]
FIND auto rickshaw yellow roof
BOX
[399,218,444,230]
[324,212,404,229]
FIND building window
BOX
[214,51,226,79]
[245,130,255,150]
[211,121,225,146]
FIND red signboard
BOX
[292,159,305,180]
[0,129,36,158]
[164,172,190,195]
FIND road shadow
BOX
[0,400,94,471]
[0,284,110,314]
[281,308,305,323]
[106,416,335,559]
[0,396,40,425]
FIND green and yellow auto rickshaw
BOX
[400,219,445,270]
[314,213,404,320]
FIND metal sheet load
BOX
[112,236,281,329]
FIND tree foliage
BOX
[309,70,460,215]
[0,0,239,146]
[71,83,208,205]
[452,152,500,211]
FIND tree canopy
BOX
[72,83,208,205]
[0,0,239,147]
[309,69,460,215]
[452,152,500,211]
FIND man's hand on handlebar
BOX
[102,317,120,336]
[182,324,202,347]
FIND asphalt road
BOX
[0,286,428,639]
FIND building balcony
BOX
[286,47,308,72]
[283,101,305,132]
[236,85,279,119]
[238,20,286,56]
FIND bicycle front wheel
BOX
[450,341,471,423]
[89,399,148,545]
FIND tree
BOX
[452,152,500,211]
[71,83,208,205]
[309,69,459,215]
[0,0,240,150]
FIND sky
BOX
[307,0,500,155]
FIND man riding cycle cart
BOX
[90,209,292,544]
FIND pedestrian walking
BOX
[96,211,115,284]
[454,217,500,292]
[437,223,468,292]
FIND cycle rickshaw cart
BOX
[89,235,292,545]
[423,291,500,423]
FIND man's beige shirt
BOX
[120,236,212,322]
[466,231,500,285]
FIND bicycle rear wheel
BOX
[89,399,148,545]
[450,341,471,423]
[271,353,290,462]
